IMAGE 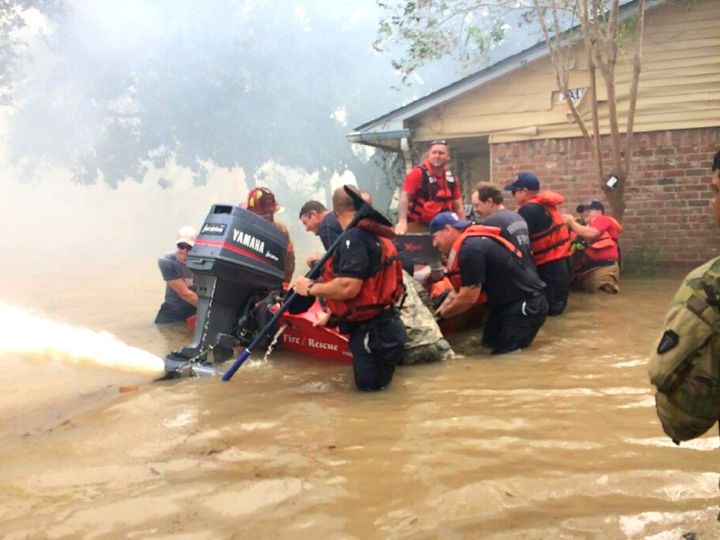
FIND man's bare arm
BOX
[295,276,362,301]
[437,285,480,319]
[167,279,199,307]
[395,191,410,234]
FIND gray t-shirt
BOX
[155,252,197,324]
[482,209,534,266]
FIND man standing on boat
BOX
[295,186,407,391]
[395,140,466,234]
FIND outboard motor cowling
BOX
[164,204,287,374]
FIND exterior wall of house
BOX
[412,0,720,144]
[491,126,720,267]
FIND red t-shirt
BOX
[402,160,462,200]
[587,215,619,261]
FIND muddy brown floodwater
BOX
[1,260,719,540]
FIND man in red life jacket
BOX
[430,212,548,355]
[505,172,571,316]
[396,140,466,234]
[245,187,296,286]
[295,186,407,391]
[565,200,622,294]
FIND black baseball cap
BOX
[504,172,540,192]
[584,200,605,212]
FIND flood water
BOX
[1,260,719,539]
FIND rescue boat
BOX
[164,206,475,375]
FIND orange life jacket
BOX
[445,225,524,292]
[407,159,457,224]
[520,191,571,266]
[430,277,454,301]
[322,220,405,323]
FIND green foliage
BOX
[373,147,405,219]
[624,245,661,276]
[375,0,514,83]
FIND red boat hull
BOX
[278,300,486,363]
[279,301,352,362]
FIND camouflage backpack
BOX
[648,257,720,443]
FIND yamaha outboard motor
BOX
[164,204,287,376]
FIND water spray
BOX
[0,302,165,375]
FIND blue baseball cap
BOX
[429,212,471,235]
[504,172,540,192]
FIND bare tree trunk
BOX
[588,52,604,186]
[621,0,646,218]
[534,0,593,142]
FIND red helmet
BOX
[245,187,284,215]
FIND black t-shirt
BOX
[458,236,545,310]
[482,209,534,264]
[320,212,343,250]
[517,203,553,236]
[333,228,382,279]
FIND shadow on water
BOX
[1,271,719,539]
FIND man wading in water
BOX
[295,186,407,391]
[430,212,548,354]
[154,226,198,325]
[649,150,720,444]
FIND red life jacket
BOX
[445,225,523,292]
[322,220,405,323]
[520,191,571,266]
[583,216,622,262]
[407,159,457,224]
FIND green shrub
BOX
[623,246,660,276]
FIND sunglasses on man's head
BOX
[177,243,192,251]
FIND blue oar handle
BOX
[221,349,251,381]
[221,290,300,381]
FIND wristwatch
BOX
[306,282,315,296]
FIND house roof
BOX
[347,0,666,149]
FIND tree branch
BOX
[623,0,645,175]
[534,0,592,143]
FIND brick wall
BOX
[491,127,720,267]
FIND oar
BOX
[221,198,373,382]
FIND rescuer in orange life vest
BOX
[565,200,623,294]
[244,187,296,287]
[430,212,548,355]
[505,172,571,316]
[295,185,407,391]
[395,139,466,234]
